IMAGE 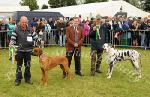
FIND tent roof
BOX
[35,1,149,18]
[0,6,30,12]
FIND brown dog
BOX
[32,48,71,86]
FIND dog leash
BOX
[9,45,18,64]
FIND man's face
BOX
[20,17,28,29]
[73,18,79,27]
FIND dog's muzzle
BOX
[31,51,36,56]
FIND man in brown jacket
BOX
[66,17,84,76]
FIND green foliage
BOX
[144,0,150,11]
[124,0,130,2]
[20,0,39,11]
[130,0,140,8]
[0,47,150,97]
[48,0,77,8]
[47,0,149,12]
[125,0,150,11]
[48,0,108,8]
[85,0,107,3]
[41,4,49,9]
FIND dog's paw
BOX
[138,75,142,79]
[44,83,48,87]
[67,77,71,80]
[107,76,111,79]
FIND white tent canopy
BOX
[35,1,149,18]
[0,6,29,12]
[0,6,30,17]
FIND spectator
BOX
[104,18,111,43]
[83,20,90,46]
[57,18,66,46]
[145,19,150,49]
[44,20,51,45]
[30,17,38,28]
[140,18,148,47]
[37,19,45,48]
[7,20,16,43]
[130,20,141,46]
[0,19,8,48]
[48,18,54,29]
[53,20,59,44]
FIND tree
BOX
[48,0,77,8]
[48,0,108,8]
[130,0,140,8]
[124,0,150,11]
[85,0,107,3]
[124,0,130,2]
[20,0,39,11]
[76,0,86,5]
[144,0,150,11]
[42,4,48,9]
[124,0,141,8]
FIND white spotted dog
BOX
[103,43,141,79]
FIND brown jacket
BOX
[66,26,84,52]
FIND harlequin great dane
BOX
[103,43,141,79]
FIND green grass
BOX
[0,47,150,97]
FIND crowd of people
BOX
[0,15,150,49]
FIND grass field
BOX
[0,47,150,97]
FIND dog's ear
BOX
[109,43,114,48]
[39,48,43,55]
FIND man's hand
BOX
[9,41,13,47]
[74,43,78,47]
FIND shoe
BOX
[25,80,33,85]
[15,81,21,86]
[95,70,102,73]
[75,72,84,76]
[9,57,12,61]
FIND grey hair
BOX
[18,16,29,27]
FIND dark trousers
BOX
[55,34,59,44]
[66,48,81,73]
[0,32,5,47]
[91,49,103,72]
[16,51,31,82]
[145,32,150,47]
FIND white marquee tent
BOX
[0,6,30,17]
[35,0,149,18]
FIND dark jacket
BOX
[140,22,148,30]
[89,24,107,51]
[11,25,37,52]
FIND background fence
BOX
[0,29,149,49]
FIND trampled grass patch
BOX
[0,47,150,97]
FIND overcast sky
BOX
[0,0,49,8]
